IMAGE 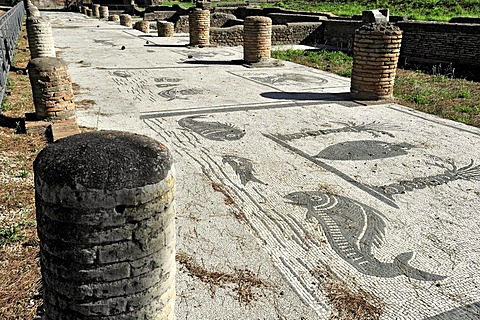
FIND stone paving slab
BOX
[46,12,480,319]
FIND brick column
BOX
[92,4,100,18]
[99,6,109,19]
[134,20,150,33]
[351,23,402,100]
[243,16,272,63]
[109,14,120,22]
[120,14,132,27]
[27,57,76,121]
[34,131,177,320]
[26,16,56,59]
[189,8,210,46]
[157,21,174,37]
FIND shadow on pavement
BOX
[261,91,353,101]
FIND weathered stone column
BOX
[157,21,174,37]
[27,57,76,120]
[81,5,87,15]
[26,16,56,59]
[26,5,40,17]
[86,8,92,17]
[134,20,150,33]
[92,4,100,17]
[189,8,210,46]
[243,16,272,63]
[120,14,132,27]
[109,14,120,22]
[99,6,109,19]
[34,131,177,320]
[351,22,402,100]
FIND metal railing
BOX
[0,1,25,108]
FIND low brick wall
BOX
[210,22,323,46]
[210,25,243,46]
[397,21,480,67]
[272,22,323,45]
[323,19,363,49]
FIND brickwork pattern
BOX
[92,4,100,18]
[397,21,480,67]
[210,22,323,47]
[134,20,150,33]
[351,26,402,100]
[99,6,109,19]
[108,14,120,22]
[243,16,272,63]
[189,9,210,46]
[27,57,76,120]
[26,16,56,59]
[157,21,174,37]
[34,131,177,320]
[120,14,132,27]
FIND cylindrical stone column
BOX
[26,16,56,59]
[351,23,403,100]
[157,21,174,37]
[26,5,40,17]
[86,8,92,17]
[109,14,120,22]
[81,5,87,15]
[99,6,109,19]
[120,14,132,27]
[188,8,210,46]
[27,57,76,120]
[92,4,100,17]
[134,20,150,33]
[34,131,176,320]
[243,16,272,63]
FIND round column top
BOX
[34,131,173,191]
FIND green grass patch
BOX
[273,49,480,126]
[272,49,353,77]
[277,0,480,21]
[0,224,24,246]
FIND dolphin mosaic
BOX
[222,155,266,186]
[285,191,446,281]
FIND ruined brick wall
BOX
[210,22,323,46]
[323,20,363,49]
[272,22,323,45]
[210,25,244,46]
[268,13,325,24]
[396,21,480,67]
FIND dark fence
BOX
[0,1,25,108]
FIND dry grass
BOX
[311,267,384,320]
[176,252,271,304]
[211,181,235,205]
[0,23,45,320]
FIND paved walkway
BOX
[46,12,480,319]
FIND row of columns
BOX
[26,2,178,320]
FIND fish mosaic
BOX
[285,191,446,281]
[178,116,246,141]
[277,121,397,141]
[222,155,266,186]
[377,158,480,197]
[158,88,203,101]
[315,140,413,161]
